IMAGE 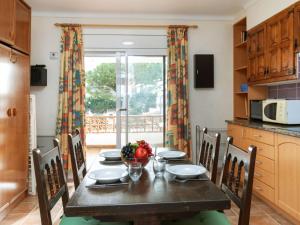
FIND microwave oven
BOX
[262,99,300,124]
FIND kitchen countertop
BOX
[226,119,300,138]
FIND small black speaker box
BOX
[31,65,47,86]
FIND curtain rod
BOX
[54,23,198,29]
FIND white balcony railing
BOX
[85,115,163,133]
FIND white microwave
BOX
[262,99,300,124]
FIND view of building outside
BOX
[84,55,165,147]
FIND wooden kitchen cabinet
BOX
[0,0,30,220]
[14,0,31,54]
[247,24,267,82]
[0,43,29,216]
[277,134,300,221]
[266,7,295,78]
[247,3,299,84]
[0,0,15,45]
[227,123,300,223]
[0,0,31,54]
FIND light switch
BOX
[49,52,59,60]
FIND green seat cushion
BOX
[60,216,131,225]
[162,211,231,225]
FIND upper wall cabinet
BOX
[0,0,31,54]
[248,24,267,82]
[247,4,299,84]
[0,0,15,45]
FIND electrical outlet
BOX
[49,52,59,60]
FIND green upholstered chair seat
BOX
[60,216,131,225]
[162,211,231,225]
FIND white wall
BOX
[30,15,233,151]
[246,0,299,29]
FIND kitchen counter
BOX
[226,119,300,138]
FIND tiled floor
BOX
[1,148,296,225]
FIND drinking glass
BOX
[128,162,143,182]
[153,158,166,177]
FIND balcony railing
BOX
[85,115,163,133]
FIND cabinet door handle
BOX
[10,51,17,64]
[7,108,12,117]
[253,134,262,138]
[9,31,14,40]
[255,186,263,191]
[255,173,262,178]
[256,160,262,165]
[12,108,17,117]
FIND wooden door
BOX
[6,50,29,202]
[14,0,31,54]
[277,134,300,221]
[266,7,295,78]
[0,0,15,45]
[248,25,267,82]
[0,44,17,210]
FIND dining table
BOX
[64,147,231,225]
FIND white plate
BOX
[158,150,186,159]
[166,164,207,179]
[88,168,128,184]
[99,150,121,161]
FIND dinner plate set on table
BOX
[87,149,208,189]
[157,150,207,180]
[99,150,123,164]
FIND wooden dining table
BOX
[65,148,231,225]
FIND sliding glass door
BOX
[85,53,165,148]
[127,56,165,146]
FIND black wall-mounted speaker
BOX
[194,54,214,88]
[31,65,47,86]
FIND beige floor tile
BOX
[10,202,37,214]
[1,213,29,225]
[268,213,296,225]
[250,214,280,225]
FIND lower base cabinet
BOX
[227,123,300,223]
[277,134,300,221]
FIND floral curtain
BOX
[166,26,191,157]
[56,26,86,172]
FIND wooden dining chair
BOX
[68,128,87,189]
[197,128,221,184]
[33,145,131,225]
[162,137,257,225]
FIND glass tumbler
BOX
[153,158,166,177]
[128,162,143,182]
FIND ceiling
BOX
[26,0,251,16]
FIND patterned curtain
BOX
[56,26,86,172]
[166,26,191,157]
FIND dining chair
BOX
[162,137,257,225]
[33,145,131,225]
[197,127,221,184]
[68,128,87,189]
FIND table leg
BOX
[134,216,160,225]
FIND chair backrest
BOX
[33,146,69,225]
[195,125,201,164]
[68,128,87,189]
[197,127,221,183]
[220,137,257,225]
